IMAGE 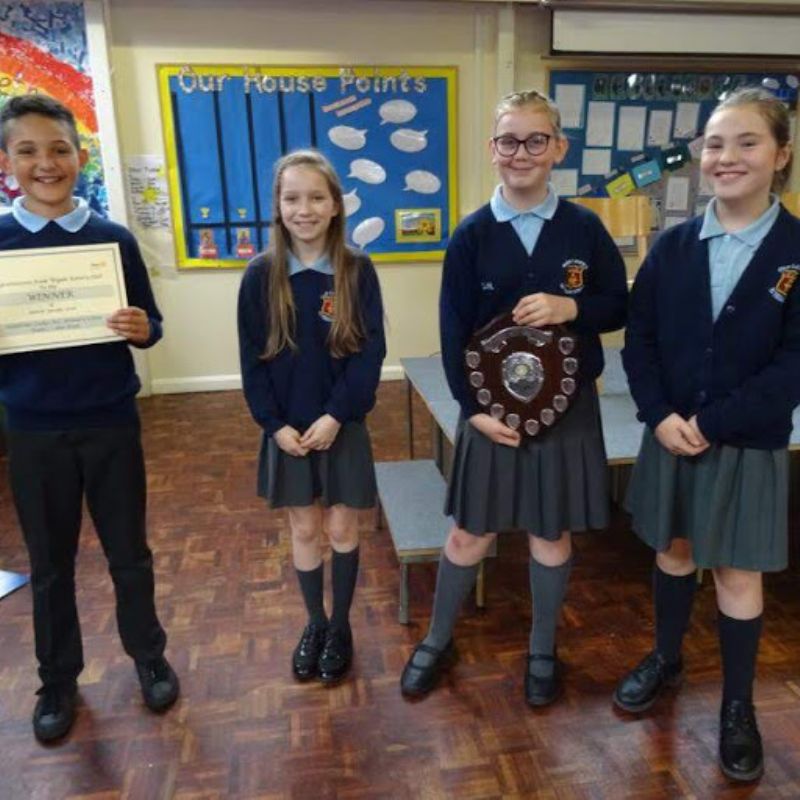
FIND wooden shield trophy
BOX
[464,312,579,437]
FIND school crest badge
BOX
[319,291,336,321]
[770,265,799,302]
[560,259,588,295]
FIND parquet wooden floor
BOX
[0,382,798,799]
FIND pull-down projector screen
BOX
[552,9,800,56]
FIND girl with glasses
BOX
[400,89,628,705]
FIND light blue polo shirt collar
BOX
[699,196,780,245]
[490,184,559,222]
[288,250,334,277]
[12,195,91,234]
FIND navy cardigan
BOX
[238,250,386,436]
[623,207,800,449]
[440,200,628,417]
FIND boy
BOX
[0,94,179,743]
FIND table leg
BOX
[476,561,486,608]
[399,562,410,624]
[406,377,415,460]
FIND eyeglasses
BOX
[492,133,552,157]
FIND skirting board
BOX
[150,364,405,395]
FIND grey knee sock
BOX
[414,553,479,666]
[529,555,573,677]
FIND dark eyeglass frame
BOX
[492,132,553,157]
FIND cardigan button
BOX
[697,390,707,402]
[725,304,735,314]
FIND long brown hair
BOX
[262,149,365,360]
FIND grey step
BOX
[375,460,452,558]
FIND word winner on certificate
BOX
[0,243,129,355]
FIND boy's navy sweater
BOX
[440,199,628,417]
[0,213,162,430]
[238,250,386,436]
[623,207,800,449]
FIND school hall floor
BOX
[0,383,799,800]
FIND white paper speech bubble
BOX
[352,216,385,248]
[348,158,387,185]
[403,169,441,194]
[390,128,428,153]
[379,99,418,125]
[343,188,361,217]
[328,125,367,150]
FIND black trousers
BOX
[8,427,166,687]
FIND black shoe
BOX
[32,682,78,743]
[719,700,764,782]
[525,653,563,708]
[613,650,683,713]
[317,626,353,685]
[400,640,457,698]
[135,656,180,711]
[292,622,328,681]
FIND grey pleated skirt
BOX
[257,421,377,509]
[445,384,610,538]
[625,428,788,572]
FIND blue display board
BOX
[546,70,798,231]
[158,65,458,268]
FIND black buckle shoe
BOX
[317,627,353,685]
[135,656,180,711]
[400,640,457,698]
[613,650,683,713]
[719,700,764,782]
[292,622,328,681]
[32,681,78,743]
[525,653,563,708]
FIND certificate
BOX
[0,243,128,355]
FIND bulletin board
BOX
[157,64,458,269]
[0,0,108,214]
[547,70,799,232]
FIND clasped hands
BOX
[654,413,710,457]
[275,414,342,457]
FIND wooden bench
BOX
[375,459,492,623]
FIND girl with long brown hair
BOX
[238,149,386,685]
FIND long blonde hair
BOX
[262,149,364,360]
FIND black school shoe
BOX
[719,700,764,782]
[317,626,353,685]
[292,622,328,681]
[400,640,457,698]
[613,650,683,713]
[135,656,180,711]
[525,653,563,708]
[32,681,78,743]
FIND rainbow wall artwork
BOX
[0,1,107,214]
